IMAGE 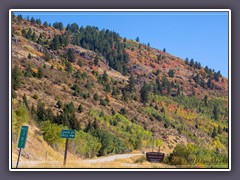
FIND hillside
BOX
[11,14,229,168]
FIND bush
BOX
[167,144,228,167]
[134,156,146,163]
[120,107,127,115]
[100,99,108,106]
[90,129,128,156]
[41,121,65,147]
[93,93,99,101]
[33,94,39,99]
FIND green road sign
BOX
[61,130,75,139]
[17,126,29,148]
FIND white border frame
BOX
[9,9,231,171]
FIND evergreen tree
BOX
[77,60,83,67]
[36,18,42,26]
[204,95,208,107]
[218,125,223,134]
[213,104,219,121]
[192,87,196,96]
[168,69,175,77]
[25,64,33,77]
[28,53,32,59]
[136,37,140,42]
[12,65,22,90]
[102,71,108,82]
[32,32,37,42]
[156,76,162,95]
[22,94,29,109]
[37,67,43,79]
[167,83,172,95]
[162,75,169,88]
[26,28,32,40]
[211,127,217,138]
[78,104,83,113]
[190,59,194,67]
[93,93,99,101]
[43,21,48,27]
[94,56,99,66]
[53,22,64,30]
[51,35,60,50]
[140,81,149,104]
[120,107,127,115]
[67,49,76,62]
[17,15,23,22]
[56,100,63,109]
[128,75,135,92]
[105,83,111,92]
[30,17,35,24]
[157,54,161,63]
[207,78,213,89]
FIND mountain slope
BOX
[11,15,229,168]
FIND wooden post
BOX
[16,148,22,168]
[63,138,69,165]
[45,151,48,161]
[152,134,154,152]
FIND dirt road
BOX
[82,153,142,164]
[12,153,144,168]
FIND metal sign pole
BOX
[63,138,69,165]
[16,148,22,168]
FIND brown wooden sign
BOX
[146,152,165,163]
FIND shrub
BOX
[33,94,39,99]
[100,99,108,106]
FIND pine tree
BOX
[103,71,108,82]
[120,107,127,115]
[30,17,35,24]
[12,65,22,90]
[26,28,32,40]
[128,75,135,92]
[32,32,37,42]
[213,104,219,121]
[136,37,140,42]
[56,100,63,109]
[168,69,175,77]
[105,83,111,92]
[37,67,43,79]
[211,127,217,138]
[207,78,213,89]
[218,125,223,134]
[78,104,83,113]
[140,81,149,104]
[204,95,208,107]
[25,64,33,77]
[43,21,48,27]
[77,60,83,67]
[94,56,99,66]
[93,93,99,101]
[51,35,60,50]
[67,49,76,62]
[28,53,32,59]
[22,94,29,109]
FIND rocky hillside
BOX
[11,14,228,167]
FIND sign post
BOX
[16,126,29,168]
[60,130,75,165]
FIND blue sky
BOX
[14,11,229,78]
